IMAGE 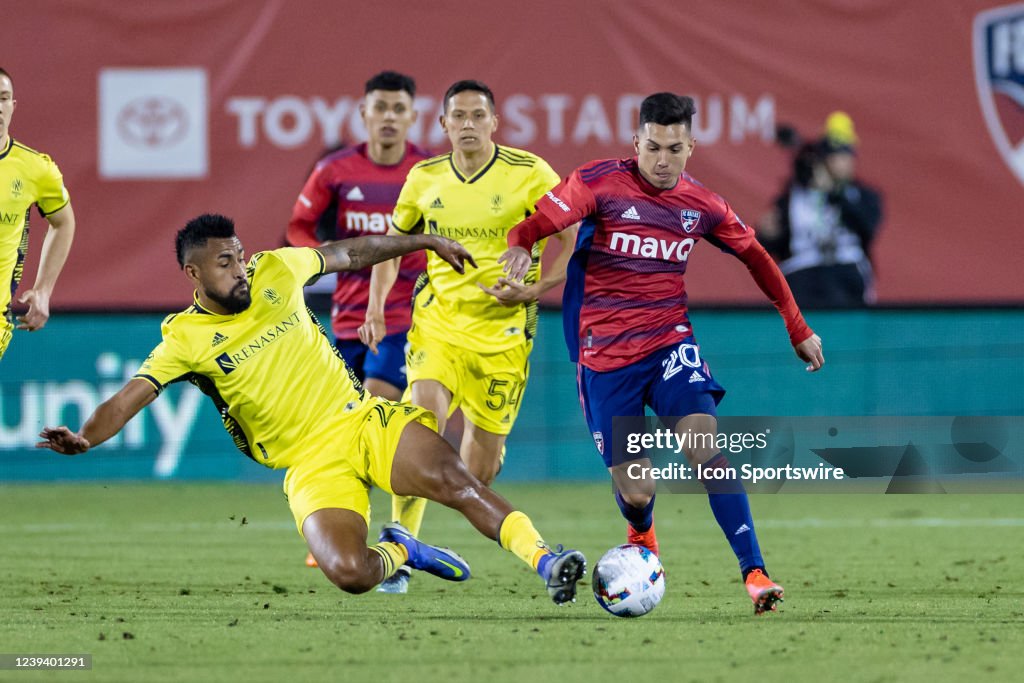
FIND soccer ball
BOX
[593,544,666,617]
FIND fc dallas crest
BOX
[974,3,1024,185]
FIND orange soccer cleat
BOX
[745,568,784,614]
[305,552,319,568]
[627,522,660,557]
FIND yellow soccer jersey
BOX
[392,144,560,353]
[134,247,367,469]
[0,137,70,316]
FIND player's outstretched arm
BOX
[17,203,76,332]
[731,240,825,372]
[37,378,157,455]
[317,233,475,275]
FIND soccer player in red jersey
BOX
[499,93,824,614]
[287,71,429,401]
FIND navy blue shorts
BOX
[335,331,409,391]
[577,337,726,467]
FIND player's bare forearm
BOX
[17,204,76,331]
[358,253,402,352]
[318,235,419,273]
[366,231,405,317]
[31,203,75,294]
[320,234,475,276]
[82,379,156,446]
[38,379,156,455]
[533,224,578,295]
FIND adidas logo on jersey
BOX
[211,332,229,347]
[620,205,641,220]
[346,186,365,201]
[430,197,444,209]
[688,370,705,383]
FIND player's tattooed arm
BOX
[317,235,477,274]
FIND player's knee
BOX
[618,489,654,508]
[467,459,499,487]
[434,460,485,506]
[683,447,718,466]
[320,555,376,594]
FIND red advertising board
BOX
[6,0,1023,308]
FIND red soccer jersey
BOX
[510,158,811,372]
[287,142,430,339]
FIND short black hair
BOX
[638,93,696,129]
[364,70,416,97]
[443,80,495,112]
[0,67,11,86]
[175,213,237,268]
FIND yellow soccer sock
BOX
[498,511,548,570]
[369,542,408,580]
[392,495,428,538]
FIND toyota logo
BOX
[116,96,189,148]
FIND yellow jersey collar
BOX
[449,143,499,184]
[191,290,220,315]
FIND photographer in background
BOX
[758,112,883,308]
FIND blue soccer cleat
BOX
[377,565,412,594]
[379,522,470,582]
[537,547,587,605]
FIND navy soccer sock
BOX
[614,490,655,532]
[699,452,764,574]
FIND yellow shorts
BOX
[0,316,11,361]
[405,326,531,435]
[283,397,438,536]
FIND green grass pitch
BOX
[2,483,1022,682]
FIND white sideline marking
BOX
[762,517,1024,529]
[2,518,1024,533]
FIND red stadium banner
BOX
[6,0,1024,308]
